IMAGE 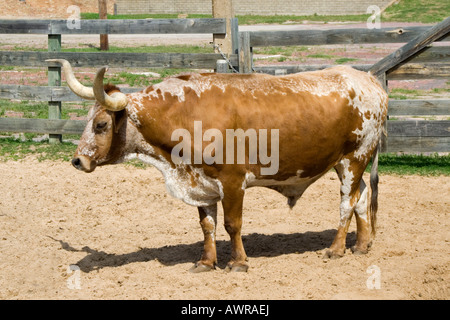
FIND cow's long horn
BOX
[45,59,95,100]
[93,66,128,111]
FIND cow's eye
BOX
[95,121,108,131]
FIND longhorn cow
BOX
[47,59,388,272]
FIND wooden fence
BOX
[0,18,449,153]
[240,22,450,153]
[0,18,238,143]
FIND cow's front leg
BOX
[222,187,248,272]
[190,204,218,273]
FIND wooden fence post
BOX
[212,0,234,57]
[378,72,389,153]
[48,34,62,144]
[99,0,109,51]
[230,17,239,55]
[239,31,252,73]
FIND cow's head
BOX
[46,59,129,172]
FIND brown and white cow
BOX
[48,59,388,272]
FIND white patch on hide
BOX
[124,132,223,207]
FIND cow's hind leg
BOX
[190,204,218,273]
[222,186,248,272]
[324,157,366,259]
[352,179,372,255]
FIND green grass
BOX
[81,13,212,20]
[370,153,450,176]
[0,99,90,120]
[254,46,309,56]
[81,12,372,24]
[105,68,193,87]
[0,138,77,162]
[236,14,372,25]
[382,0,450,23]
[389,87,450,100]
[335,57,358,64]
[306,53,335,59]
[253,46,360,64]
[81,1,450,24]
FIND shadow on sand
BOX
[50,229,357,272]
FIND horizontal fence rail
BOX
[388,120,450,137]
[0,19,227,35]
[253,62,450,80]
[1,84,449,111]
[387,136,449,153]
[0,51,237,69]
[0,118,86,135]
[0,84,141,101]
[248,26,450,47]
[0,18,449,153]
[388,99,450,116]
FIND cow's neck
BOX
[123,117,224,207]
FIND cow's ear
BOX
[113,109,127,134]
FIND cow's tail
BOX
[369,143,380,238]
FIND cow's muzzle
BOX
[72,155,97,173]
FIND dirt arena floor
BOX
[0,158,448,300]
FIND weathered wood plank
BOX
[404,46,450,64]
[249,26,450,47]
[253,62,450,80]
[50,86,142,101]
[0,118,86,135]
[0,19,226,35]
[239,31,252,73]
[254,64,369,74]
[0,20,50,34]
[370,17,450,77]
[0,85,145,101]
[386,136,449,153]
[0,85,53,100]
[386,62,450,80]
[387,120,450,137]
[0,51,238,69]
[389,100,450,116]
[379,72,389,153]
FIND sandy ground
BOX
[0,8,448,300]
[0,158,448,300]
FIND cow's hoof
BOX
[323,249,344,260]
[225,262,249,273]
[351,245,369,255]
[189,263,214,273]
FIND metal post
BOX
[216,60,229,73]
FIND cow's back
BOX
[130,66,387,180]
